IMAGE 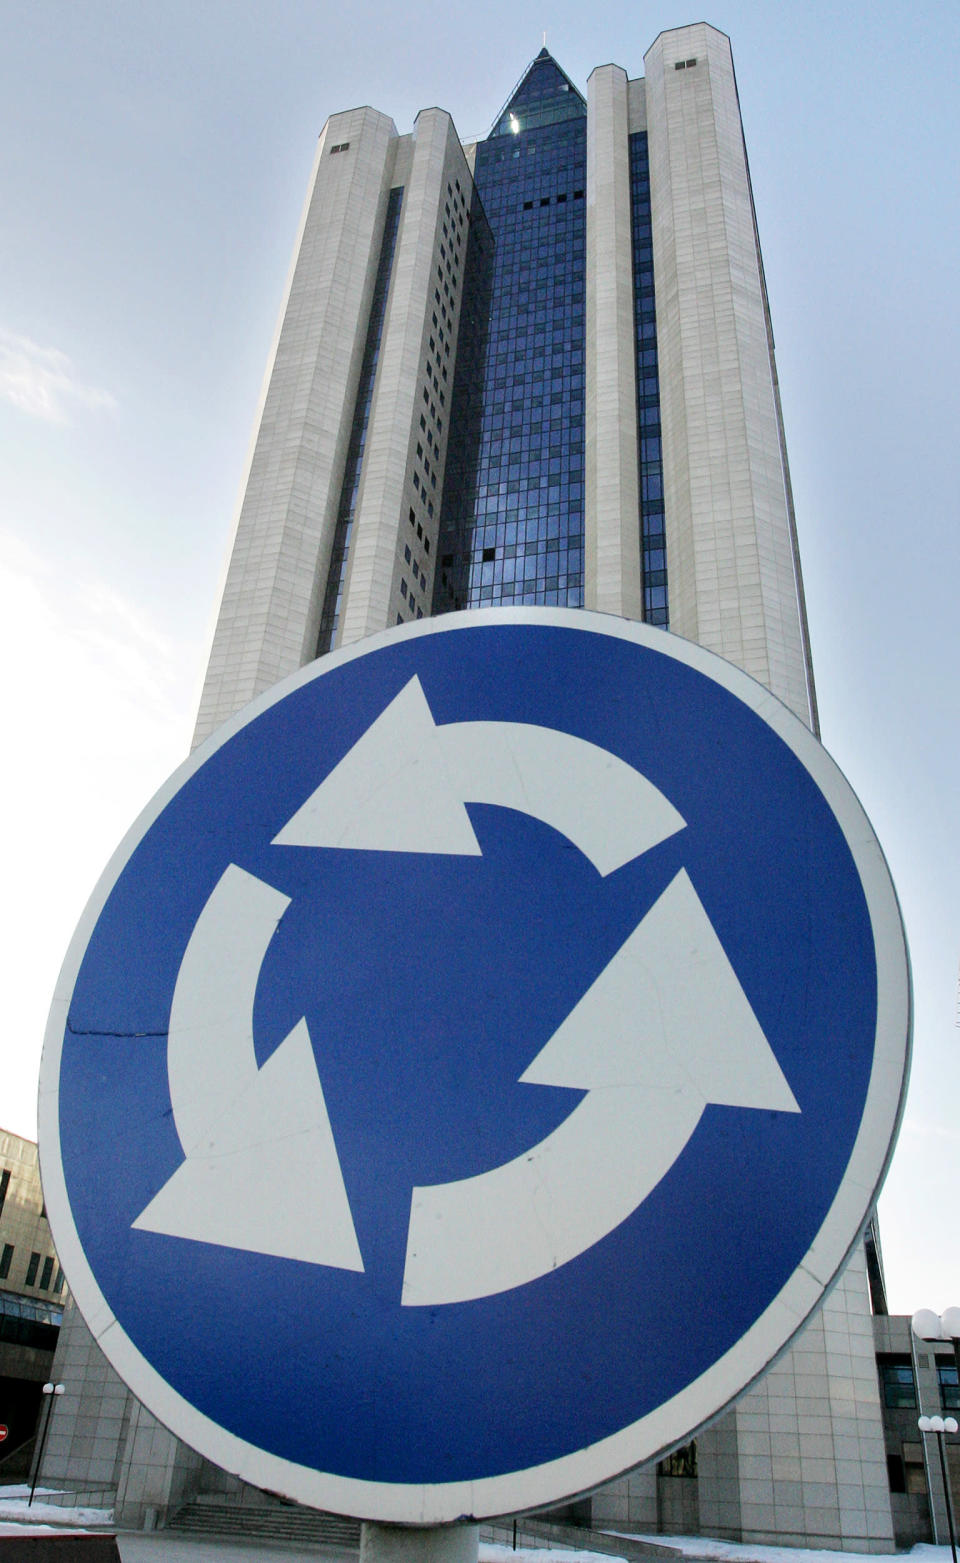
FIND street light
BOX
[913,1308,960,1387]
[28,1382,64,1507]
[918,1416,959,1563]
[913,1311,960,1563]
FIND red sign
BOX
[0,1426,8,1442]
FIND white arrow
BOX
[401,868,799,1307]
[272,675,686,874]
[133,864,364,1271]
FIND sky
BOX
[0,0,957,1319]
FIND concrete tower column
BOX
[584,64,644,620]
[339,111,473,645]
[644,24,815,726]
[194,106,398,745]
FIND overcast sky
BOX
[1,0,958,1316]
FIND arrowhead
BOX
[133,1019,364,1269]
[273,676,482,856]
[522,868,799,1114]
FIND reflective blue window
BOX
[629,132,668,628]
[435,54,586,613]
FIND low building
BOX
[874,1312,959,1548]
[0,1128,67,1477]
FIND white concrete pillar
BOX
[584,64,643,621]
[194,105,398,745]
[339,112,473,646]
[645,24,815,726]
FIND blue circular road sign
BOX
[40,609,910,1522]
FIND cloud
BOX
[0,529,199,1137]
[900,1116,960,1146]
[0,328,116,423]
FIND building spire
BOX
[487,48,585,138]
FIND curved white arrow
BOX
[135,679,797,1297]
[133,864,363,1271]
[401,868,799,1307]
[272,675,686,874]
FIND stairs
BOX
[168,1497,690,1561]
[167,1497,361,1549]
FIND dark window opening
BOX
[903,1440,927,1495]
[878,1356,917,1409]
[659,1441,697,1478]
[938,1361,960,1410]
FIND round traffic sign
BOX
[40,609,910,1521]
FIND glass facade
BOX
[629,131,668,627]
[0,1287,62,1350]
[317,186,404,653]
[435,53,586,612]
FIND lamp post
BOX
[28,1382,64,1507]
[918,1416,959,1563]
[913,1308,960,1393]
[913,1310,960,1559]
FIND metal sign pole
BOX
[360,1522,479,1563]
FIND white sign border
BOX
[39,607,911,1525]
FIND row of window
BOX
[472,449,586,471]
[467,582,582,607]
[520,190,584,210]
[879,1355,960,1411]
[444,542,582,569]
[0,1289,63,1351]
[629,131,668,628]
[0,1240,63,1293]
[397,577,424,618]
[316,186,404,652]
[397,178,466,622]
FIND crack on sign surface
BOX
[66,1022,169,1039]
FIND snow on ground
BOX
[0,1483,113,1532]
[620,1539,956,1563]
[482,1550,630,1563]
[0,1494,957,1563]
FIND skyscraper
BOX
[42,24,898,1549]
[195,23,815,751]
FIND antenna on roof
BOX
[543,30,547,46]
